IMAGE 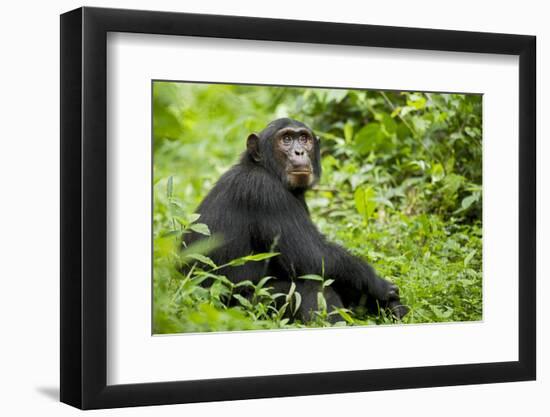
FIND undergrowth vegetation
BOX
[153,82,482,333]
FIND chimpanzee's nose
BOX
[294,149,304,156]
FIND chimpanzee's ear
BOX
[246,133,261,162]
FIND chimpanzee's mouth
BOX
[289,170,312,175]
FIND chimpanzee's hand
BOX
[387,286,409,319]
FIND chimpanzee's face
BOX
[273,126,317,189]
[246,118,321,191]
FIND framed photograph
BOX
[60,6,536,409]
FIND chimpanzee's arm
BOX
[254,201,398,303]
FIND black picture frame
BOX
[60,6,536,410]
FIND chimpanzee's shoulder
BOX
[215,163,292,211]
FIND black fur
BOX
[185,118,408,322]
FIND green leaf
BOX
[442,173,465,195]
[390,106,402,118]
[430,305,454,319]
[335,308,354,324]
[228,252,280,266]
[325,89,348,103]
[242,252,280,262]
[406,94,427,110]
[256,276,274,289]
[174,216,189,227]
[184,253,217,268]
[189,223,211,236]
[317,292,327,312]
[293,291,302,315]
[323,279,335,287]
[343,121,354,143]
[188,213,201,223]
[233,294,252,309]
[354,123,387,155]
[234,280,254,288]
[354,186,376,220]
[464,249,477,267]
[297,274,324,282]
[431,163,445,183]
[461,194,478,210]
[166,176,173,199]
[376,196,394,209]
[286,282,297,302]
[381,113,397,135]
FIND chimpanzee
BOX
[184,118,408,322]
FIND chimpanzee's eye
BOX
[299,135,309,143]
[282,135,292,144]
